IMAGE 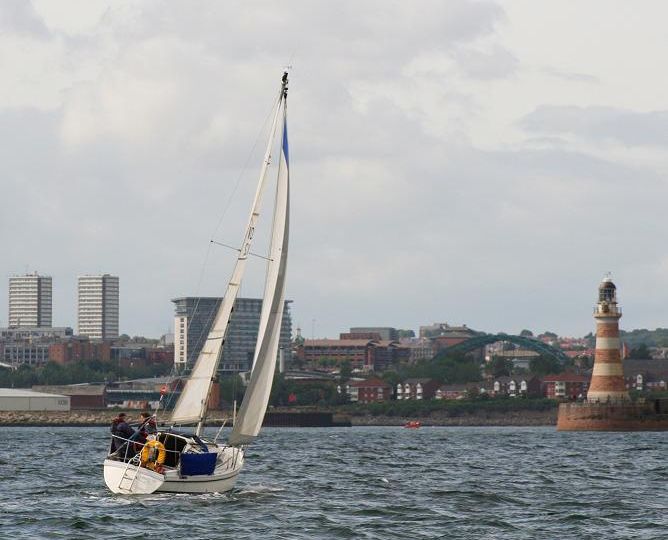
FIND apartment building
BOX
[77,274,119,340]
[8,273,52,328]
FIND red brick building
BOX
[402,339,435,363]
[297,339,371,369]
[347,378,392,403]
[427,325,479,350]
[339,332,382,341]
[491,375,542,398]
[542,373,590,400]
[367,341,411,371]
[297,339,410,372]
[147,348,174,366]
[435,384,478,400]
[397,378,440,400]
[622,359,668,392]
[49,339,111,365]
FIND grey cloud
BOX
[291,128,668,335]
[0,0,50,38]
[453,46,518,80]
[2,1,667,338]
[522,105,668,147]
[95,0,506,78]
[542,68,599,83]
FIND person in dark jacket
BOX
[110,412,135,459]
[132,413,157,454]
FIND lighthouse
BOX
[587,276,629,402]
[557,276,668,430]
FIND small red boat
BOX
[404,420,421,429]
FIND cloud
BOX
[0,0,50,38]
[522,105,668,147]
[453,45,518,80]
[542,68,599,84]
[1,0,667,339]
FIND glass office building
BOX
[172,297,292,374]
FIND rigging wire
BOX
[188,91,283,371]
[164,86,284,419]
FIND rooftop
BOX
[542,373,589,383]
[32,384,105,396]
[0,388,67,398]
[304,339,373,347]
[348,378,390,388]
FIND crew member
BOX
[110,412,135,460]
[138,412,158,434]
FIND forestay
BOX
[170,79,288,427]
[228,106,290,446]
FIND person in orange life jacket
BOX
[132,412,157,453]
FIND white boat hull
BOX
[103,459,165,495]
[158,465,242,493]
[104,447,244,495]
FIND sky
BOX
[1,0,667,339]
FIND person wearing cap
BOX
[110,412,135,459]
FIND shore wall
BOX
[557,402,668,431]
[351,409,557,427]
[0,408,557,427]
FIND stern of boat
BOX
[103,459,165,495]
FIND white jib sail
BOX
[228,107,289,446]
[170,85,286,426]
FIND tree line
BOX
[0,360,171,388]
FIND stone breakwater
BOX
[0,408,558,427]
[557,401,668,431]
[351,409,557,427]
[0,410,236,426]
[0,410,141,426]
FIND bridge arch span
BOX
[435,334,570,364]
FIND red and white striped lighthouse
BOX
[587,276,629,402]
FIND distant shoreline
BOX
[0,408,557,427]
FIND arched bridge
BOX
[435,334,570,364]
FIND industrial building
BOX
[32,385,105,409]
[0,388,70,411]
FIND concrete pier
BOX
[558,400,668,431]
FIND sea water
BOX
[0,426,666,539]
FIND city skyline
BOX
[0,271,651,342]
[1,2,668,339]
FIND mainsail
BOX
[170,74,289,429]
[229,104,289,446]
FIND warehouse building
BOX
[32,384,105,409]
[0,388,70,411]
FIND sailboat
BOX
[103,72,291,495]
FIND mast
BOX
[228,73,290,446]
[170,73,289,433]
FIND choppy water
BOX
[0,426,666,539]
